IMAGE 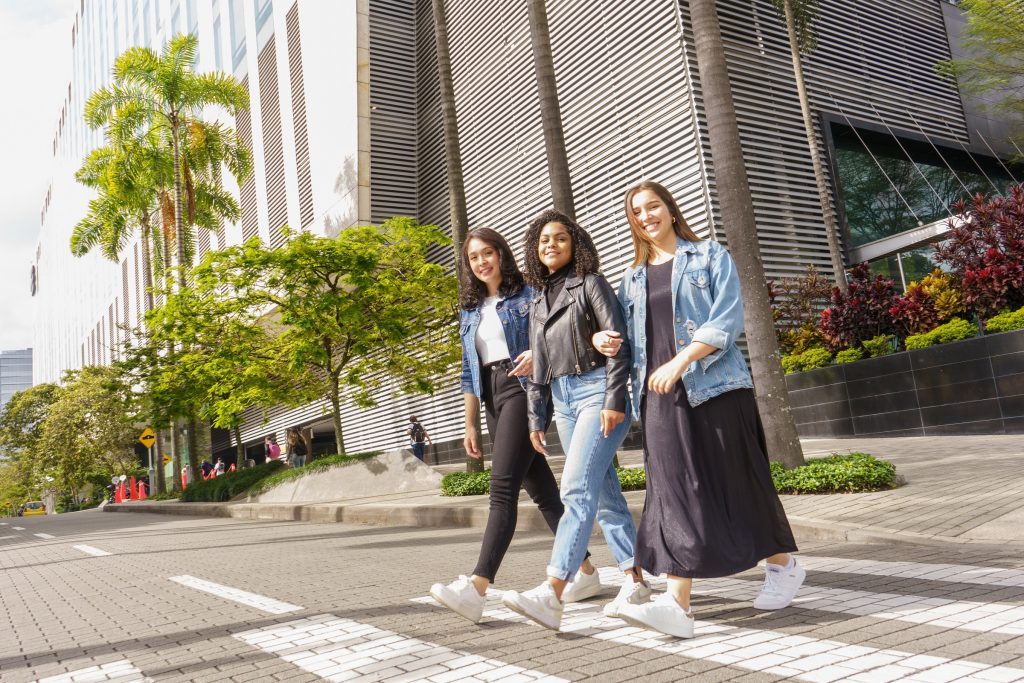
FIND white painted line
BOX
[413,569,1024,683]
[235,614,568,682]
[34,533,56,539]
[691,575,1024,635]
[36,658,145,682]
[169,575,302,614]
[73,544,112,557]
[799,555,1024,588]
[0,535,17,540]
[0,521,7,524]
[12,526,25,530]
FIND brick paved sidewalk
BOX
[108,434,1024,546]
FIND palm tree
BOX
[770,0,847,292]
[527,0,575,218]
[687,0,805,468]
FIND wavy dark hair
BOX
[459,227,526,310]
[522,209,601,289]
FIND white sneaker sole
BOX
[753,564,807,610]
[617,611,694,639]
[501,595,561,631]
[430,586,483,623]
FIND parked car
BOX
[21,501,46,516]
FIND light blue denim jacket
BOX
[459,285,534,401]
[617,237,753,420]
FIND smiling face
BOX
[630,189,676,252]
[537,222,573,273]
[465,237,503,294]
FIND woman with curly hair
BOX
[501,210,648,631]
[429,227,597,623]
[593,180,801,639]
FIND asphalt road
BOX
[2,510,1024,682]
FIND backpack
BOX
[267,442,281,459]
[410,422,425,443]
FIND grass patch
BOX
[246,451,381,498]
[770,452,897,494]
[441,452,897,496]
[180,460,286,502]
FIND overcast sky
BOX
[0,0,76,352]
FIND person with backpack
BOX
[265,435,282,463]
[407,416,432,462]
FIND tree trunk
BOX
[329,377,346,456]
[688,0,805,468]
[783,0,847,293]
[233,426,246,466]
[172,118,188,291]
[527,0,575,219]
[186,416,200,485]
[139,219,166,495]
[168,424,181,492]
[430,0,470,262]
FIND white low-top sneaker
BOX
[603,577,653,618]
[561,567,602,603]
[753,558,806,610]
[617,593,695,638]
[429,575,485,623]
[501,582,563,630]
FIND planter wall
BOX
[786,329,1024,437]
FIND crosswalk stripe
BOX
[168,576,302,615]
[35,659,144,682]
[73,544,112,557]
[234,614,568,683]
[34,533,56,539]
[0,535,17,540]
[12,526,25,530]
[798,555,1024,588]
[692,575,1024,635]
[413,569,1024,683]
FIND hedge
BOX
[905,317,978,350]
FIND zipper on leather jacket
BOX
[569,297,581,374]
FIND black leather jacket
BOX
[527,272,631,432]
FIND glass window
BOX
[172,4,181,36]
[213,15,223,70]
[254,0,272,32]
[229,0,246,70]
[831,123,1017,248]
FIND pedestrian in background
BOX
[594,180,802,639]
[285,428,307,468]
[406,416,432,462]
[265,435,281,462]
[214,457,225,477]
[501,210,645,632]
[429,227,597,624]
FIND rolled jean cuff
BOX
[546,564,575,582]
[616,556,636,572]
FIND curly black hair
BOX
[521,209,601,289]
[458,227,526,310]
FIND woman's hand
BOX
[648,356,687,395]
[592,330,624,358]
[509,350,533,377]
[530,430,547,456]
[600,409,625,437]
[464,426,482,459]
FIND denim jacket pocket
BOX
[687,269,710,289]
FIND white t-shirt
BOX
[475,296,511,365]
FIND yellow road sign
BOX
[163,454,172,465]
[139,427,156,448]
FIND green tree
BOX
[688,0,806,468]
[37,367,139,503]
[938,0,1024,149]
[198,218,460,456]
[0,384,61,500]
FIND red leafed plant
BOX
[933,184,1024,322]
[889,283,941,337]
[819,263,900,352]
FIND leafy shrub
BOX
[769,266,832,354]
[834,347,865,364]
[918,269,965,321]
[770,452,897,494]
[819,263,901,352]
[781,354,802,374]
[781,347,833,374]
[180,460,285,502]
[247,451,380,497]
[441,466,649,496]
[905,317,979,350]
[861,334,897,358]
[889,283,940,337]
[779,324,827,357]
[985,306,1024,333]
[148,492,178,501]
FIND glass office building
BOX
[0,349,33,415]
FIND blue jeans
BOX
[411,442,426,462]
[546,368,636,581]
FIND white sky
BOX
[0,0,77,351]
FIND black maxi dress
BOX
[634,259,797,579]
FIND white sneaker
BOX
[429,575,485,623]
[753,558,806,610]
[561,567,602,603]
[501,582,563,630]
[617,592,695,638]
[603,577,653,618]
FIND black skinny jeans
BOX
[473,361,564,581]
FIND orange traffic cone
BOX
[228,463,236,473]
[138,480,147,500]
[115,482,123,503]
[181,469,188,490]
[129,476,137,501]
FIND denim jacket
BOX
[617,237,753,420]
[459,285,534,401]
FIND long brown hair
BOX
[522,209,601,289]
[623,180,701,267]
[458,227,526,310]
